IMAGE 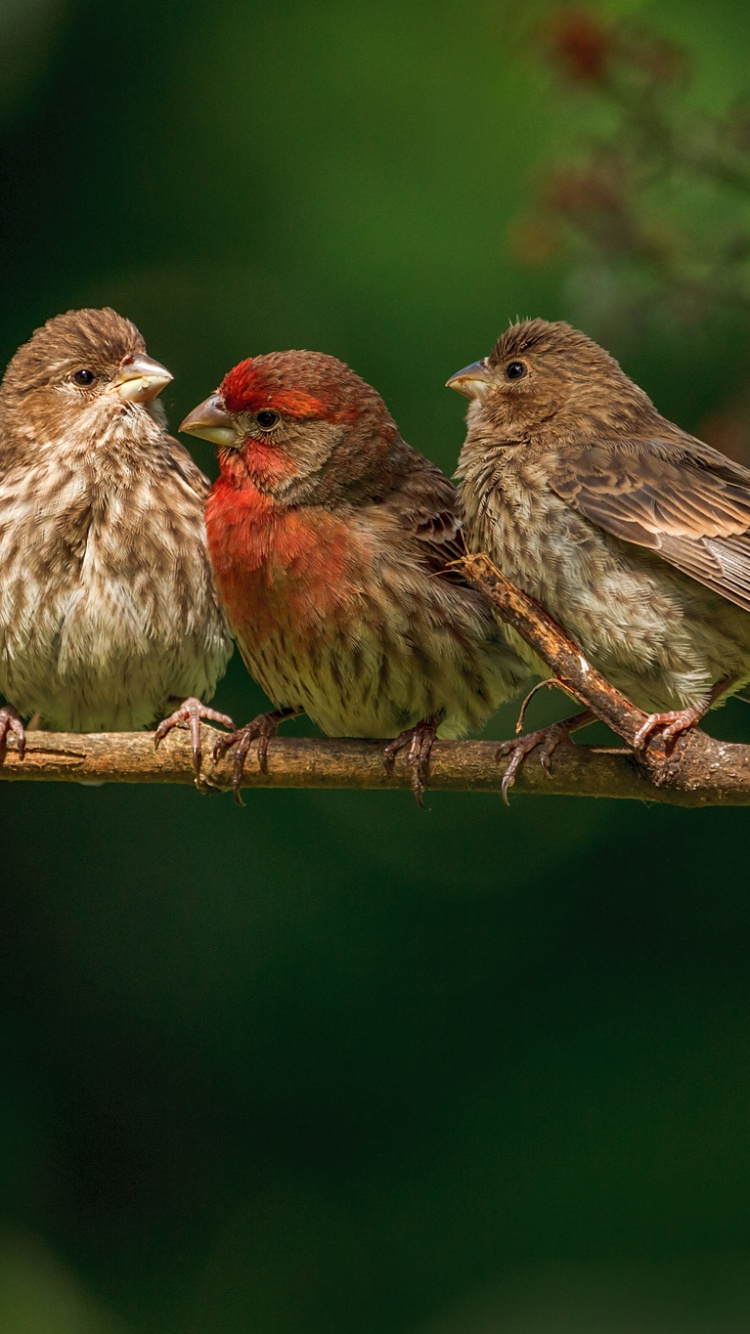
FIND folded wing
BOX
[549,437,750,612]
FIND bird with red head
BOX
[181,350,532,802]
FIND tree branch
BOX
[459,552,750,802]
[0,725,742,805]
[1,553,749,804]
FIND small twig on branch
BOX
[459,551,750,801]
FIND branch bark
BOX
[2,553,750,804]
[459,552,750,803]
[0,725,744,805]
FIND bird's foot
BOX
[154,697,236,774]
[383,715,439,808]
[633,704,705,755]
[0,704,25,764]
[633,676,736,756]
[497,710,592,806]
[213,707,300,805]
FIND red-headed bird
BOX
[181,351,531,801]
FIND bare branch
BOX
[460,552,750,802]
[0,720,745,806]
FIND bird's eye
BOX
[72,368,96,386]
[505,361,527,380]
[256,409,279,430]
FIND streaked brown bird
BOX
[181,350,532,801]
[0,307,233,765]
[449,318,750,759]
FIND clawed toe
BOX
[497,729,558,806]
[497,709,592,805]
[212,722,266,807]
[212,707,301,805]
[383,716,438,807]
[154,697,235,774]
[0,704,25,764]
[632,680,731,756]
[633,707,701,755]
[213,725,258,807]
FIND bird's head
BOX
[181,350,401,505]
[447,318,656,441]
[0,307,173,453]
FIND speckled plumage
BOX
[453,318,750,717]
[0,308,232,732]
[190,351,531,742]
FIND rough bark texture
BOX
[2,553,750,804]
[459,552,750,803]
[0,725,735,804]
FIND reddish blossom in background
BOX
[511,8,750,463]
[545,7,610,85]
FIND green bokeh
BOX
[2,1,750,1330]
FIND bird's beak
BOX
[110,352,173,404]
[446,360,492,401]
[180,394,239,448]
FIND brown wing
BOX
[164,434,211,501]
[381,452,468,577]
[549,437,750,612]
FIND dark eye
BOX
[73,368,96,386]
[505,361,527,380]
[256,409,279,430]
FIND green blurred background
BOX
[3,1,750,1329]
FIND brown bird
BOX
[180,350,532,801]
[0,307,233,765]
[449,318,750,766]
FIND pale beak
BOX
[110,352,173,404]
[446,359,492,401]
[180,394,239,448]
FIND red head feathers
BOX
[220,351,366,424]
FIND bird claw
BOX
[0,704,25,764]
[383,716,438,808]
[633,705,703,755]
[212,708,298,806]
[154,697,235,775]
[497,713,589,806]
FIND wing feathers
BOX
[549,438,750,612]
[381,454,467,574]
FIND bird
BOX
[179,349,532,802]
[448,317,750,762]
[0,306,233,768]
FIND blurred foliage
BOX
[518,8,750,317]
[3,1,750,1331]
[515,3,750,458]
